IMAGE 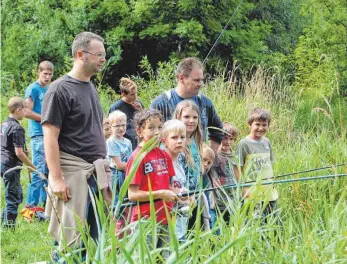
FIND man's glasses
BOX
[82,50,106,59]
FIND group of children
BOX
[1,78,278,257]
[103,79,279,256]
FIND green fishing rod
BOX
[274,162,347,179]
[120,163,347,204]
[118,173,347,209]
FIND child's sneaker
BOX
[1,212,17,230]
[35,211,49,222]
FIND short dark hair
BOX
[222,122,238,138]
[134,109,163,130]
[71,32,104,58]
[248,108,271,125]
[176,57,203,78]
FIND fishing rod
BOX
[274,162,347,179]
[3,165,61,224]
[118,173,347,209]
[120,162,347,204]
[255,162,347,183]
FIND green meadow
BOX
[1,65,346,263]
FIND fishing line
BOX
[203,0,245,64]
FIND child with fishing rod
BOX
[126,109,178,259]
[1,97,37,229]
[236,108,279,223]
[161,119,196,243]
[172,100,210,230]
[206,122,240,229]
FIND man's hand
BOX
[160,190,177,202]
[50,177,71,202]
[28,166,38,172]
[131,101,143,111]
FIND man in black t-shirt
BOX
[1,97,36,228]
[108,77,144,150]
[41,32,108,254]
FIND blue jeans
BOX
[110,168,125,208]
[1,164,23,221]
[209,209,217,228]
[26,136,48,207]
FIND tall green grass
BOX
[1,65,346,263]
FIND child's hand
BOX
[160,190,177,202]
[213,178,222,188]
[177,187,189,201]
[171,187,182,194]
[189,196,196,208]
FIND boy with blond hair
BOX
[1,97,37,228]
[108,78,144,150]
[106,110,132,207]
[236,108,279,221]
[161,119,195,242]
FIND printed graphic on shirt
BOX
[171,179,182,189]
[144,158,169,176]
[243,153,273,182]
[243,152,278,201]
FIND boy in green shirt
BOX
[236,108,278,222]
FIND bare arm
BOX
[15,147,37,170]
[24,98,41,121]
[42,123,71,202]
[128,184,177,202]
[209,139,220,153]
[111,156,126,170]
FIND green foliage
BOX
[2,63,346,263]
[293,0,347,97]
[1,0,87,91]
[1,0,309,92]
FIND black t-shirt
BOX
[41,75,106,163]
[1,117,25,170]
[108,99,144,150]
